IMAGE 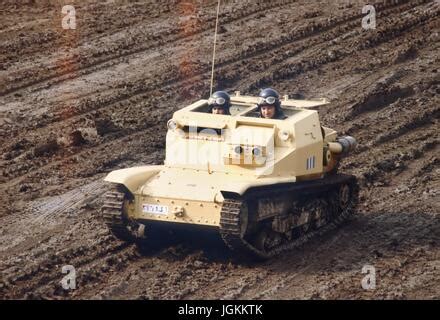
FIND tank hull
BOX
[103,173,358,259]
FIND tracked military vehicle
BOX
[102,92,358,259]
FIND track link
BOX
[102,188,136,242]
[220,199,264,260]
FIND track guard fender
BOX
[104,165,163,194]
[220,181,255,200]
[220,177,297,200]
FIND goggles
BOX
[208,97,226,106]
[258,96,278,105]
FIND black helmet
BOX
[257,88,285,118]
[257,88,280,107]
[208,91,231,114]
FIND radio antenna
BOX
[210,0,221,96]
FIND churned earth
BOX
[0,0,438,299]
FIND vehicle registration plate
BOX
[142,204,169,215]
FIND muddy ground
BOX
[0,0,438,300]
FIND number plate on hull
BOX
[142,204,169,215]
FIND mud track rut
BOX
[0,0,439,299]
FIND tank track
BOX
[220,174,359,260]
[219,199,261,260]
[102,188,138,242]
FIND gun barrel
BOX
[328,136,357,155]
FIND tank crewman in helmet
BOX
[257,88,287,120]
[208,91,231,115]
